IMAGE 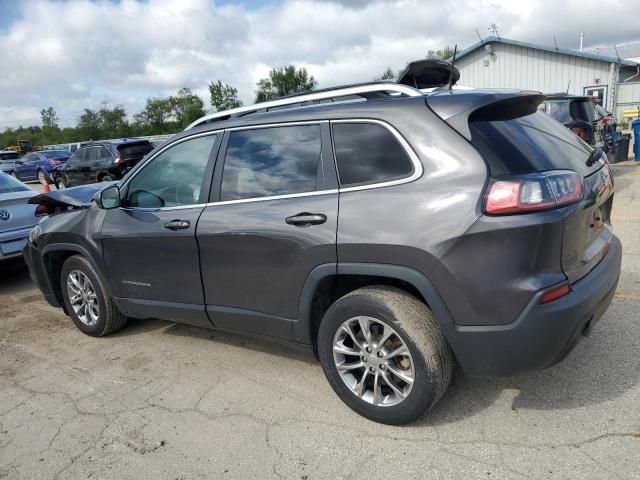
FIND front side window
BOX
[332,122,414,187]
[220,125,322,201]
[126,134,217,208]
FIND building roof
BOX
[585,41,640,62]
[454,36,639,67]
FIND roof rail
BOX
[185,82,423,130]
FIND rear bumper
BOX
[22,242,60,307]
[448,235,622,377]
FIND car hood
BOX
[28,182,117,209]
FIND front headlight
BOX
[29,225,41,245]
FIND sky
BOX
[0,0,638,129]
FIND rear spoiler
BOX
[426,90,545,140]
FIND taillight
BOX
[485,171,583,215]
[114,155,130,165]
[570,127,588,141]
[48,159,60,166]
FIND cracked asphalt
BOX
[2,165,640,480]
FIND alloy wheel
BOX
[66,270,100,326]
[333,316,415,407]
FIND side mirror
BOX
[98,185,121,209]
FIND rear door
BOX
[100,132,220,326]
[197,122,338,340]
[63,149,86,186]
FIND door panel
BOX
[98,133,220,326]
[197,123,338,340]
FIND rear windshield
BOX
[570,100,595,123]
[469,110,602,177]
[0,152,19,161]
[0,173,30,194]
[117,142,153,157]
[40,150,68,159]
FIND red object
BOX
[539,284,571,304]
[35,204,49,217]
[570,127,588,141]
[42,182,51,193]
[485,172,583,215]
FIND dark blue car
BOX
[11,150,70,184]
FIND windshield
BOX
[470,110,602,177]
[40,150,68,159]
[0,172,30,194]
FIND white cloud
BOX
[0,0,636,128]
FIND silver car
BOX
[0,172,38,260]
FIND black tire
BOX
[60,255,128,337]
[100,174,114,182]
[55,179,66,190]
[317,286,452,425]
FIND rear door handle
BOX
[285,213,327,227]
[163,219,191,230]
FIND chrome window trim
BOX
[331,119,423,193]
[120,119,422,211]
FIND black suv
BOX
[52,139,154,189]
[24,83,621,424]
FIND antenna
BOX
[475,29,483,43]
[566,80,571,94]
[447,45,458,91]
[488,24,500,39]
[614,44,621,61]
[554,36,559,51]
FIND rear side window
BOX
[220,125,322,201]
[332,122,414,187]
[118,142,153,157]
[469,110,600,177]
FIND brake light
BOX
[539,284,571,304]
[570,127,588,141]
[113,156,122,164]
[485,171,583,215]
[48,159,61,166]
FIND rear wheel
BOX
[55,178,66,190]
[101,174,114,182]
[318,286,452,424]
[60,255,128,336]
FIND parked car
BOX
[0,172,38,260]
[24,82,620,425]
[539,93,618,154]
[11,150,70,184]
[52,139,154,189]
[0,150,21,175]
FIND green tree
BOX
[99,105,129,139]
[40,107,59,129]
[209,80,242,111]
[427,46,455,60]
[255,65,318,103]
[77,109,101,141]
[375,67,396,81]
[171,88,206,129]
[133,97,174,133]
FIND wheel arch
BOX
[295,263,457,348]
[41,243,112,308]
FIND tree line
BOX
[1,49,451,149]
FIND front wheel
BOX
[318,286,452,425]
[100,174,114,182]
[60,255,128,337]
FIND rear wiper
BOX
[586,147,604,167]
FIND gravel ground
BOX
[1,167,639,479]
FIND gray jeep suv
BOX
[23,82,621,424]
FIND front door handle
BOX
[285,213,327,227]
[163,219,191,230]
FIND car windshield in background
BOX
[117,142,153,157]
[0,152,20,161]
[0,173,30,194]
[546,101,572,123]
[470,110,601,177]
[40,150,68,159]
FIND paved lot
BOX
[2,168,639,479]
